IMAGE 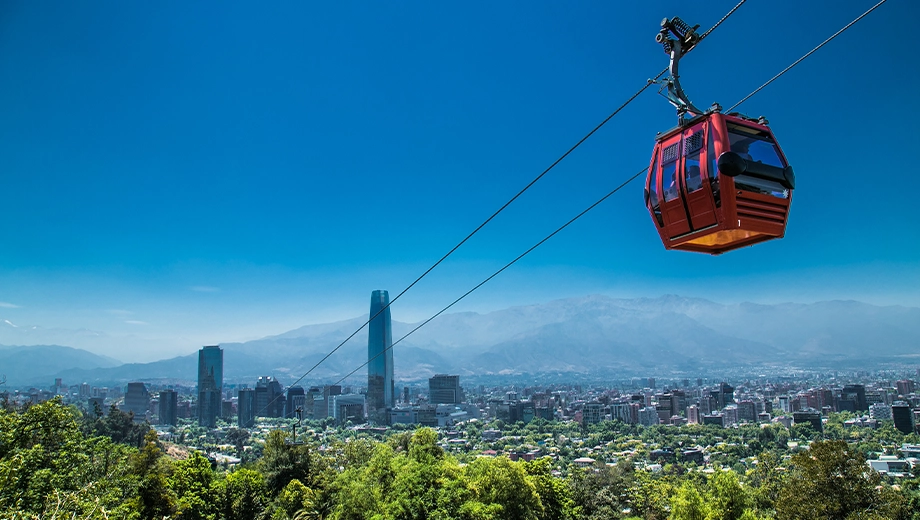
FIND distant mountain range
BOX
[4,295,919,388]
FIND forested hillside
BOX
[1,398,918,519]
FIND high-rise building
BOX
[367,290,394,423]
[333,394,366,424]
[238,388,255,428]
[159,389,178,426]
[638,406,660,426]
[687,405,700,424]
[198,345,223,428]
[870,403,892,421]
[123,382,150,423]
[738,400,757,423]
[841,384,867,412]
[793,409,823,432]
[429,374,463,404]
[710,382,735,409]
[583,402,605,425]
[254,376,285,418]
[286,386,306,419]
[896,380,915,396]
[892,402,916,434]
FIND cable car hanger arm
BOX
[656,17,705,122]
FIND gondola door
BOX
[658,136,691,238]
[680,121,718,231]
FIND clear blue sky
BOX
[1,1,916,362]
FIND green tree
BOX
[568,458,634,520]
[125,430,175,519]
[169,451,216,520]
[216,468,269,520]
[270,479,319,520]
[706,469,751,520]
[776,440,907,520]
[524,458,575,520]
[670,481,708,520]
[464,456,544,520]
[260,429,328,497]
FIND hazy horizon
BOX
[3,291,919,365]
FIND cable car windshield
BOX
[726,124,788,198]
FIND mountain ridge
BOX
[4,295,918,387]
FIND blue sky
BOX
[1,1,916,362]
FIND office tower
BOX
[583,402,605,425]
[638,406,660,426]
[896,380,915,396]
[841,384,867,412]
[286,386,306,419]
[159,389,178,426]
[367,289,394,423]
[123,382,149,423]
[429,374,463,404]
[892,402,915,434]
[722,405,739,427]
[238,389,255,428]
[793,409,823,432]
[711,382,735,408]
[738,400,757,423]
[687,405,700,424]
[198,345,223,428]
[870,403,892,421]
[254,376,285,418]
[333,394,366,424]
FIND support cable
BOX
[728,0,888,112]
[329,0,890,395]
[699,0,748,42]
[255,0,750,417]
[332,168,646,387]
[258,74,665,416]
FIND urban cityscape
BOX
[3,289,919,518]
[2,1,917,518]
[5,290,919,456]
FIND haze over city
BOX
[2,0,918,365]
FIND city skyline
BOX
[1,1,916,364]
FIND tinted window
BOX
[662,162,679,201]
[661,142,680,202]
[684,132,703,192]
[707,125,718,181]
[727,124,788,198]
[707,123,720,206]
[648,153,663,226]
[727,124,784,168]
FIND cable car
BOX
[644,17,795,255]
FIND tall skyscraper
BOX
[238,388,255,428]
[198,345,223,428]
[892,402,916,434]
[367,289,394,423]
[123,382,149,423]
[159,389,178,426]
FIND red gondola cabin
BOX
[644,111,795,255]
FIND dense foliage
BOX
[2,398,919,519]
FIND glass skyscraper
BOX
[367,290,394,423]
[198,345,223,428]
